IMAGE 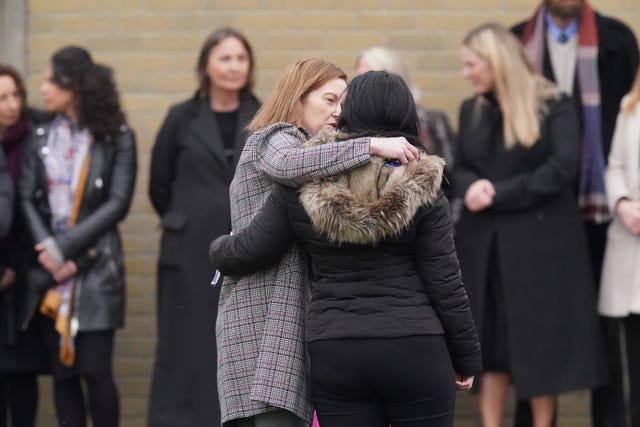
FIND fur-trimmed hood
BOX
[299,130,445,245]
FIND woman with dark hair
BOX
[19,46,136,427]
[210,71,481,427]
[147,27,260,427]
[1,63,48,427]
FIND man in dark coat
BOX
[511,1,639,426]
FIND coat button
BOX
[95,177,103,189]
[40,146,50,156]
[34,189,43,199]
[36,127,45,136]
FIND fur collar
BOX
[299,130,444,245]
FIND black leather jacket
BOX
[19,120,137,331]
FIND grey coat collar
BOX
[299,130,444,245]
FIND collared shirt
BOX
[545,11,579,43]
[545,12,578,95]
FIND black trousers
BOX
[515,222,625,427]
[308,335,456,427]
[41,319,119,427]
[0,373,37,427]
[626,315,640,427]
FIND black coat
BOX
[453,95,608,398]
[512,12,640,159]
[211,141,482,377]
[1,113,49,376]
[19,120,137,332]
[147,94,260,427]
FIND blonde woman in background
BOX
[598,67,640,427]
[453,23,607,427]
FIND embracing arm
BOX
[209,184,296,276]
[414,195,482,376]
[254,124,371,187]
[254,123,418,187]
[149,106,179,216]
[490,96,579,211]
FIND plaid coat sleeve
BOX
[252,123,371,187]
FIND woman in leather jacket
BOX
[19,46,136,427]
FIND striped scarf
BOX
[521,1,609,223]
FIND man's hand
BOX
[370,137,419,164]
[464,179,495,212]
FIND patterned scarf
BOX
[41,115,90,366]
[521,1,609,223]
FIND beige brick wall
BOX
[21,1,638,426]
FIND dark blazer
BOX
[19,120,137,332]
[512,12,640,158]
[147,93,260,427]
[453,95,608,398]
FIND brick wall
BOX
[22,1,639,426]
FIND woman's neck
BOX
[209,88,240,112]
[64,106,78,123]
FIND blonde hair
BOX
[247,58,346,132]
[463,23,559,148]
[623,68,640,114]
[355,46,420,100]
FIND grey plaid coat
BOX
[217,123,371,424]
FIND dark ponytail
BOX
[50,46,126,138]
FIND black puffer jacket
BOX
[211,132,481,376]
[19,119,137,332]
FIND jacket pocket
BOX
[161,212,188,231]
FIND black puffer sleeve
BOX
[414,194,482,376]
[209,184,295,276]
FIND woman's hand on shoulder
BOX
[370,137,419,164]
[464,179,495,212]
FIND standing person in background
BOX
[0,63,47,427]
[19,45,136,427]
[455,23,607,427]
[147,27,261,427]
[215,58,418,427]
[599,68,640,427]
[355,46,456,179]
[355,46,461,222]
[512,1,639,425]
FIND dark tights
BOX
[53,371,119,427]
[0,373,37,427]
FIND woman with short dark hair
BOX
[19,45,136,427]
